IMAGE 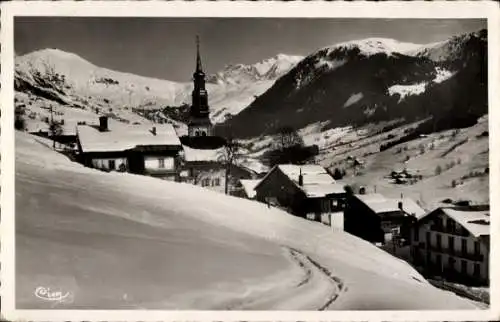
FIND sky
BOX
[15,18,486,82]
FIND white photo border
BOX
[1,1,499,321]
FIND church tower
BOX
[188,36,213,137]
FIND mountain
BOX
[207,54,303,85]
[223,30,487,138]
[14,49,301,129]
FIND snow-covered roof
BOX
[355,193,425,218]
[77,121,181,153]
[420,207,490,238]
[442,208,490,237]
[182,145,223,162]
[239,179,261,198]
[278,164,335,185]
[257,164,344,198]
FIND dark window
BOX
[195,131,200,136]
[214,178,220,186]
[448,256,455,270]
[474,241,481,255]
[461,239,467,254]
[448,236,455,254]
[473,263,480,277]
[436,234,442,250]
[108,159,116,170]
[461,260,467,274]
[413,228,419,242]
[201,131,207,136]
[445,218,452,233]
[426,231,431,246]
[426,251,431,264]
[158,158,165,168]
[436,254,442,271]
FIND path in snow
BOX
[222,247,345,310]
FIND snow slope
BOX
[16,132,480,310]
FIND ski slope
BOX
[15,132,480,310]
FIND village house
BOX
[344,193,425,245]
[254,164,346,228]
[409,205,490,286]
[76,115,183,180]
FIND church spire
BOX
[196,35,203,73]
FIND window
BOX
[331,200,338,209]
[473,263,480,277]
[426,231,431,246]
[474,241,481,255]
[461,260,467,274]
[448,256,455,270]
[158,158,165,168]
[108,159,116,170]
[436,254,442,272]
[413,228,419,242]
[436,234,442,251]
[201,131,207,136]
[448,236,455,254]
[195,131,200,136]
[450,219,456,234]
[321,200,331,213]
[426,251,431,264]
[213,178,220,186]
[461,238,467,255]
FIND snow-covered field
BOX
[15,132,481,310]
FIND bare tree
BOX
[275,126,304,150]
[48,105,63,149]
[218,136,244,195]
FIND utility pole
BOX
[50,105,55,149]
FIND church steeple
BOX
[188,35,212,138]
[196,35,203,73]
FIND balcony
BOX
[416,243,484,262]
[429,225,468,237]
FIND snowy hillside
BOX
[413,29,487,62]
[15,49,301,126]
[250,115,489,213]
[16,131,480,310]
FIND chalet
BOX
[76,116,183,180]
[410,205,490,286]
[344,193,425,245]
[254,164,346,225]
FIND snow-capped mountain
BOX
[14,49,301,126]
[224,29,487,138]
[15,48,188,108]
[207,54,303,85]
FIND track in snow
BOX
[224,247,345,310]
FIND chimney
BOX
[151,126,157,136]
[298,168,303,186]
[99,116,108,132]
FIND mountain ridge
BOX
[222,29,487,138]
